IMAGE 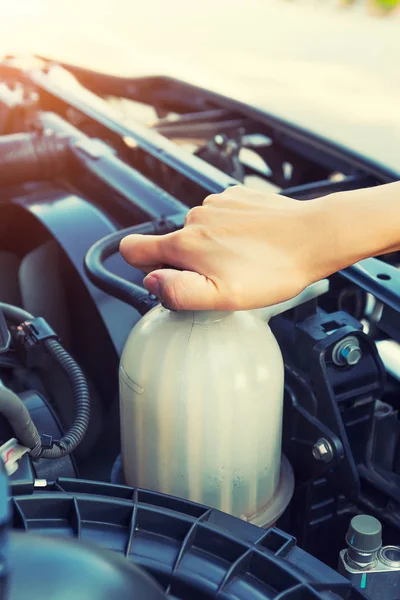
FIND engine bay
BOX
[0,55,400,599]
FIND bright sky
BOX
[1,0,399,172]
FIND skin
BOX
[119,182,400,311]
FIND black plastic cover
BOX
[1,466,166,600]
[11,477,368,600]
[8,531,166,600]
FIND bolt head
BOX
[332,336,362,367]
[312,438,334,462]
[340,343,362,366]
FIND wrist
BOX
[303,183,400,283]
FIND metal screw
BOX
[312,438,334,462]
[214,134,226,147]
[332,336,362,367]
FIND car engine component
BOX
[0,55,399,599]
[8,469,371,600]
[338,515,400,600]
[85,224,330,526]
[0,464,166,600]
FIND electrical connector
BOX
[15,317,59,368]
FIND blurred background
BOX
[0,0,399,170]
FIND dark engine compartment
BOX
[0,55,399,599]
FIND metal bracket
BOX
[341,258,400,341]
[274,307,386,499]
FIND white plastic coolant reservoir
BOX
[119,280,328,523]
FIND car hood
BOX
[1,0,400,176]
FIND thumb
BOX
[143,269,223,311]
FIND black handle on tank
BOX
[84,213,185,315]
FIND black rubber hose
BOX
[0,131,69,186]
[84,218,178,314]
[0,303,90,459]
[0,304,33,325]
[40,338,90,459]
[0,384,41,456]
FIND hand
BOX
[119,186,320,311]
[120,181,400,311]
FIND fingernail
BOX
[144,275,161,297]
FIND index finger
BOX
[119,233,163,269]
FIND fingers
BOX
[120,198,221,271]
[138,263,164,274]
[120,233,168,269]
[143,269,224,311]
[120,226,203,273]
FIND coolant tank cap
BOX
[346,515,382,553]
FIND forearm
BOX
[306,181,400,282]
